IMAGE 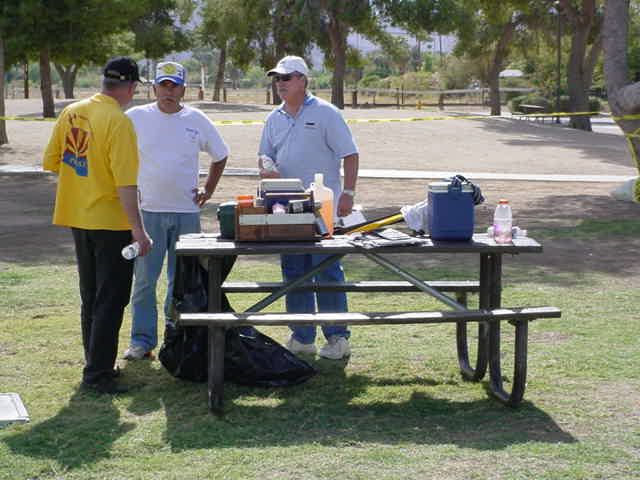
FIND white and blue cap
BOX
[155,61,186,85]
[267,56,309,76]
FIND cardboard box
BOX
[235,209,317,242]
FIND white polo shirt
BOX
[258,94,358,200]
[127,103,229,213]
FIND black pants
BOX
[71,228,133,383]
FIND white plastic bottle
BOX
[121,242,140,260]
[311,173,334,236]
[493,200,513,244]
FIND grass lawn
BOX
[1,226,639,480]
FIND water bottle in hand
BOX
[122,242,140,260]
[493,200,513,244]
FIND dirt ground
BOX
[1,98,639,279]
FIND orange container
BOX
[236,194,254,207]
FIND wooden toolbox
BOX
[235,204,317,242]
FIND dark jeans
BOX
[71,228,134,384]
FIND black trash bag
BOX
[224,328,316,388]
[159,255,316,387]
[159,255,235,383]
[160,322,209,382]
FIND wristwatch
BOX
[342,189,355,197]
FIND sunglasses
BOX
[274,73,300,82]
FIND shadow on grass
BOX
[2,357,575,472]
[3,389,135,470]
[153,360,575,452]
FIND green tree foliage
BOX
[453,0,542,115]
[198,0,256,101]
[436,54,477,89]
[238,0,315,104]
[301,0,392,108]
[376,0,465,35]
[50,0,145,98]
[131,0,191,61]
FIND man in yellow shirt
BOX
[43,56,152,394]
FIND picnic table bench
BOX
[175,233,561,414]
[513,104,557,123]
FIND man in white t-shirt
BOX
[122,62,229,360]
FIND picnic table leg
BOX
[207,256,225,415]
[207,326,226,415]
[485,253,528,406]
[456,257,490,381]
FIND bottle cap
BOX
[498,199,509,204]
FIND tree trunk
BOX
[39,48,55,118]
[603,0,640,201]
[54,63,78,99]
[566,24,592,130]
[0,36,8,145]
[23,61,29,99]
[560,0,600,131]
[487,21,516,116]
[212,44,226,102]
[326,13,346,109]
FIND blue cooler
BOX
[427,181,474,240]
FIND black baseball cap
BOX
[103,56,140,82]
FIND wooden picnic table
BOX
[175,233,560,414]
[519,104,545,114]
[514,104,558,123]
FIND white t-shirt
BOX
[126,103,229,213]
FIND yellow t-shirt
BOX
[43,93,139,230]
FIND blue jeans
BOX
[130,211,201,351]
[281,253,350,344]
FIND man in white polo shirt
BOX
[258,55,359,360]
[123,61,229,360]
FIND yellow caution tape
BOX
[613,113,640,121]
[0,116,56,121]
[0,110,625,124]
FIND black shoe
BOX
[110,366,121,378]
[81,378,129,395]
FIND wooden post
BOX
[222,87,227,103]
[396,88,400,108]
[352,88,358,108]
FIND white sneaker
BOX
[285,336,317,355]
[123,344,151,360]
[319,336,351,360]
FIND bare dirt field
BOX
[1,98,639,279]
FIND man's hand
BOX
[337,192,354,218]
[193,187,212,207]
[132,227,153,256]
[259,169,281,179]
